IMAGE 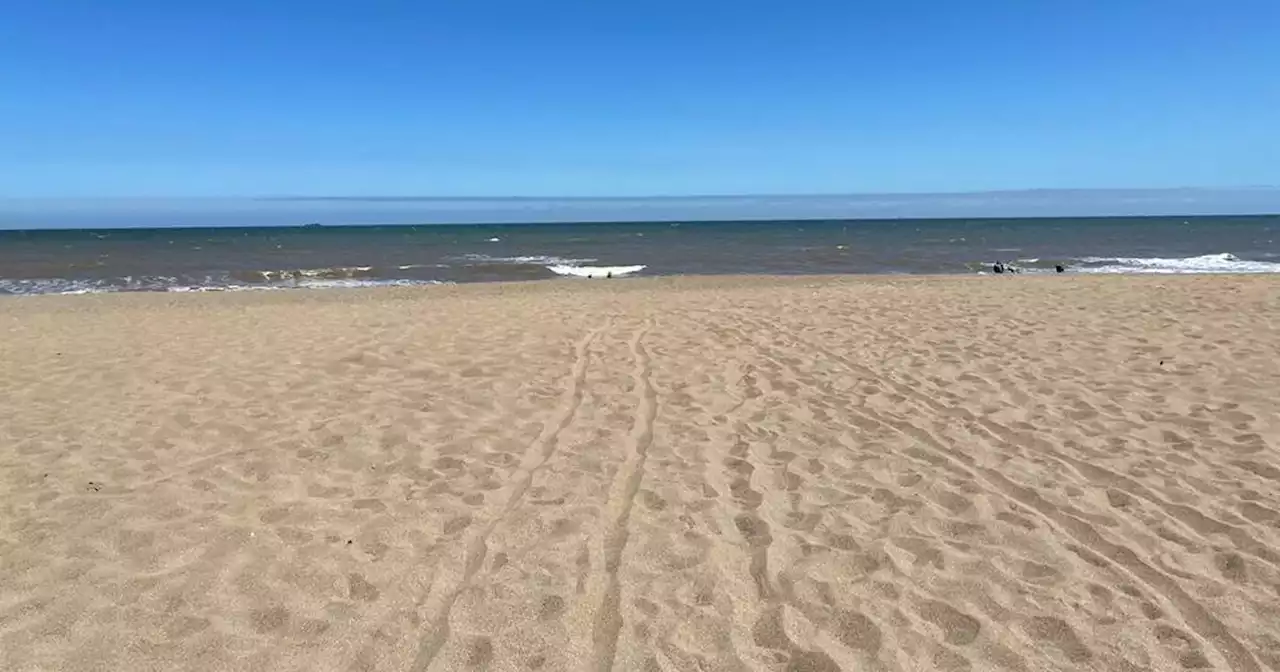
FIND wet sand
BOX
[3,275,1280,671]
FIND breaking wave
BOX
[0,267,446,296]
[454,253,598,265]
[1074,252,1280,274]
[547,264,647,278]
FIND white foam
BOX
[547,265,646,278]
[458,254,597,265]
[165,284,283,293]
[170,278,444,291]
[1076,252,1280,274]
[0,278,133,295]
[292,278,442,289]
[487,237,501,242]
[255,266,376,281]
[0,276,445,296]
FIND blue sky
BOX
[1,1,1278,199]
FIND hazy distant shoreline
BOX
[3,188,1280,231]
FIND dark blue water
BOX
[1,216,1277,295]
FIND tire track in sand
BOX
[734,312,1263,672]
[585,321,657,672]
[410,323,607,672]
[707,319,876,670]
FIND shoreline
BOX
[5,217,1279,295]
[6,269,1280,304]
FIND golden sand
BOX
[2,275,1279,671]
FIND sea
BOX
[1,214,1278,295]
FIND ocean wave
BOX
[169,278,444,292]
[0,274,445,296]
[0,276,186,296]
[0,279,107,296]
[547,264,647,278]
[1075,252,1280,274]
[236,266,377,283]
[279,278,444,289]
[455,253,597,265]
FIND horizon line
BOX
[3,212,1279,236]
[3,186,1280,203]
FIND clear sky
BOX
[1,1,1278,198]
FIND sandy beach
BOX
[3,274,1280,672]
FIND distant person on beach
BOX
[1055,264,1065,273]
[992,262,1006,274]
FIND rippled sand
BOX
[3,275,1280,672]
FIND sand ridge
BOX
[2,275,1279,671]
